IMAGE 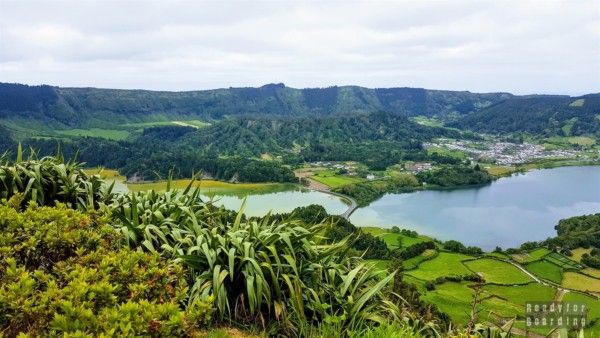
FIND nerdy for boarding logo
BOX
[526,301,587,329]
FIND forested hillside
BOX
[185,111,465,157]
[450,94,600,137]
[7,111,463,180]
[0,82,510,130]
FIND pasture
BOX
[562,292,600,337]
[310,170,364,188]
[403,249,438,270]
[406,252,472,280]
[511,247,550,263]
[545,252,582,269]
[562,272,600,294]
[362,227,430,249]
[524,260,563,283]
[570,247,593,262]
[465,258,532,284]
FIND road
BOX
[295,171,359,219]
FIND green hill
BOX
[449,94,600,137]
[0,82,510,132]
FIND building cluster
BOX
[425,140,581,165]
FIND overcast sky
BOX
[0,0,599,95]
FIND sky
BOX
[0,0,599,95]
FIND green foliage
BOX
[546,213,600,249]
[110,189,397,335]
[443,240,483,255]
[0,82,510,129]
[0,153,112,210]
[416,165,493,188]
[450,94,600,137]
[0,203,213,337]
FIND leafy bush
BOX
[0,203,213,337]
[110,188,397,335]
[0,150,112,210]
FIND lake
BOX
[203,189,350,217]
[113,165,600,250]
[350,166,600,250]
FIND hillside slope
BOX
[450,94,600,137]
[0,82,510,129]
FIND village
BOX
[424,139,587,166]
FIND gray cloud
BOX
[0,0,598,95]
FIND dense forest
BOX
[1,111,468,181]
[0,82,510,128]
[450,94,600,137]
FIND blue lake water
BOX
[350,166,600,250]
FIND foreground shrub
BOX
[0,151,112,210]
[0,204,213,337]
[111,188,397,335]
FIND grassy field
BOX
[545,252,582,269]
[562,272,600,294]
[123,119,210,129]
[582,268,600,278]
[484,165,518,177]
[362,227,430,250]
[524,260,563,284]
[56,128,131,140]
[562,292,600,337]
[310,170,364,188]
[483,283,556,308]
[570,248,593,262]
[412,116,444,127]
[544,136,596,147]
[406,252,472,280]
[420,282,474,323]
[465,258,532,284]
[511,248,551,263]
[403,249,438,270]
[569,98,585,107]
[127,179,297,195]
[426,146,467,160]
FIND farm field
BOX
[562,292,600,337]
[464,258,532,284]
[582,268,600,278]
[545,252,582,269]
[403,249,438,270]
[406,252,472,280]
[484,165,517,177]
[127,179,297,195]
[562,272,600,294]
[123,119,210,129]
[544,136,596,147]
[426,146,467,160]
[362,227,430,249]
[310,170,364,188]
[420,282,545,327]
[524,260,563,283]
[570,247,593,262]
[511,248,551,263]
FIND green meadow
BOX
[464,258,532,284]
[524,259,563,283]
[406,252,473,280]
[310,169,365,188]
